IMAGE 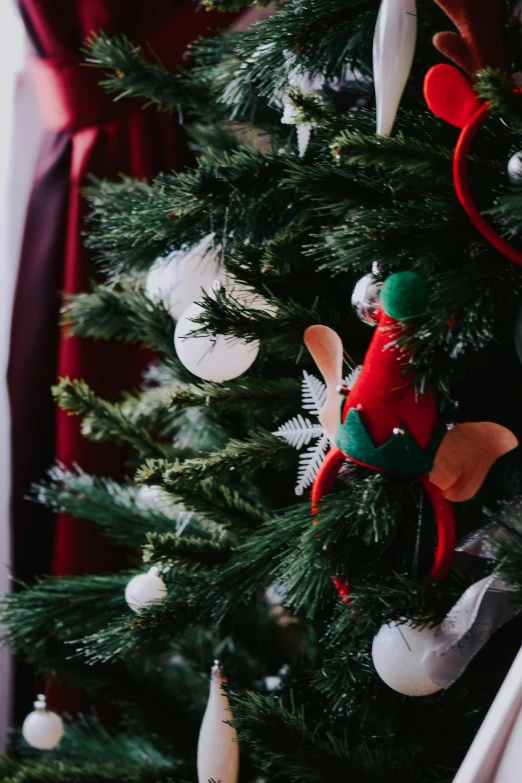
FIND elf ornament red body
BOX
[305,271,517,596]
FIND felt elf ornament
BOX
[305,271,517,593]
[423,0,522,267]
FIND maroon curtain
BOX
[8,0,230,714]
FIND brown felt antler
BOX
[433,0,509,76]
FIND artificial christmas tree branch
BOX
[32,468,192,547]
[63,285,180,368]
[52,379,170,459]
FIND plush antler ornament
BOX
[424,0,522,266]
[305,271,517,594]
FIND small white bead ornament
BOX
[125,566,167,613]
[22,694,64,750]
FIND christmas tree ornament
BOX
[423,575,520,689]
[174,301,259,382]
[220,275,276,315]
[197,661,239,783]
[351,271,382,325]
[280,54,325,157]
[372,621,442,697]
[507,151,522,183]
[145,234,220,320]
[373,0,417,136]
[136,485,192,535]
[423,0,522,266]
[22,694,64,750]
[125,566,167,613]
[305,271,518,595]
[273,368,360,495]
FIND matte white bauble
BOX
[197,662,239,783]
[125,567,167,613]
[220,275,277,316]
[372,621,443,696]
[22,695,64,750]
[145,234,219,320]
[174,302,259,382]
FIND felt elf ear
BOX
[429,422,518,502]
[304,325,344,440]
[423,64,482,129]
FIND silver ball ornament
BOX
[351,272,382,325]
[507,152,522,183]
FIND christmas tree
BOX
[5,0,522,780]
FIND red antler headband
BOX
[423,0,522,266]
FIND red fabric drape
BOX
[8,0,231,714]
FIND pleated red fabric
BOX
[8,0,231,713]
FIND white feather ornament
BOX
[373,0,417,136]
[197,662,239,783]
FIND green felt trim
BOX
[380,271,428,322]
[334,407,443,475]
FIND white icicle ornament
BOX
[373,0,417,136]
[197,661,239,783]
[22,694,64,750]
[125,566,167,613]
[372,621,443,697]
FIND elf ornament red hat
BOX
[423,0,522,266]
[305,271,517,594]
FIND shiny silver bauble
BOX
[351,272,382,325]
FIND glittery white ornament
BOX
[22,695,64,750]
[508,151,522,183]
[373,0,417,136]
[197,662,239,783]
[174,301,259,382]
[273,368,360,495]
[125,567,167,613]
[145,234,219,320]
[372,621,442,696]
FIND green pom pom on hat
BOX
[380,271,428,322]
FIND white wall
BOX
[0,3,44,749]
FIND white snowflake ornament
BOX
[273,368,360,496]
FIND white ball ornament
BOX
[22,694,64,750]
[125,566,167,613]
[174,301,259,383]
[145,234,219,320]
[372,621,443,697]
[507,151,522,183]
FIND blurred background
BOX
[0,0,43,751]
